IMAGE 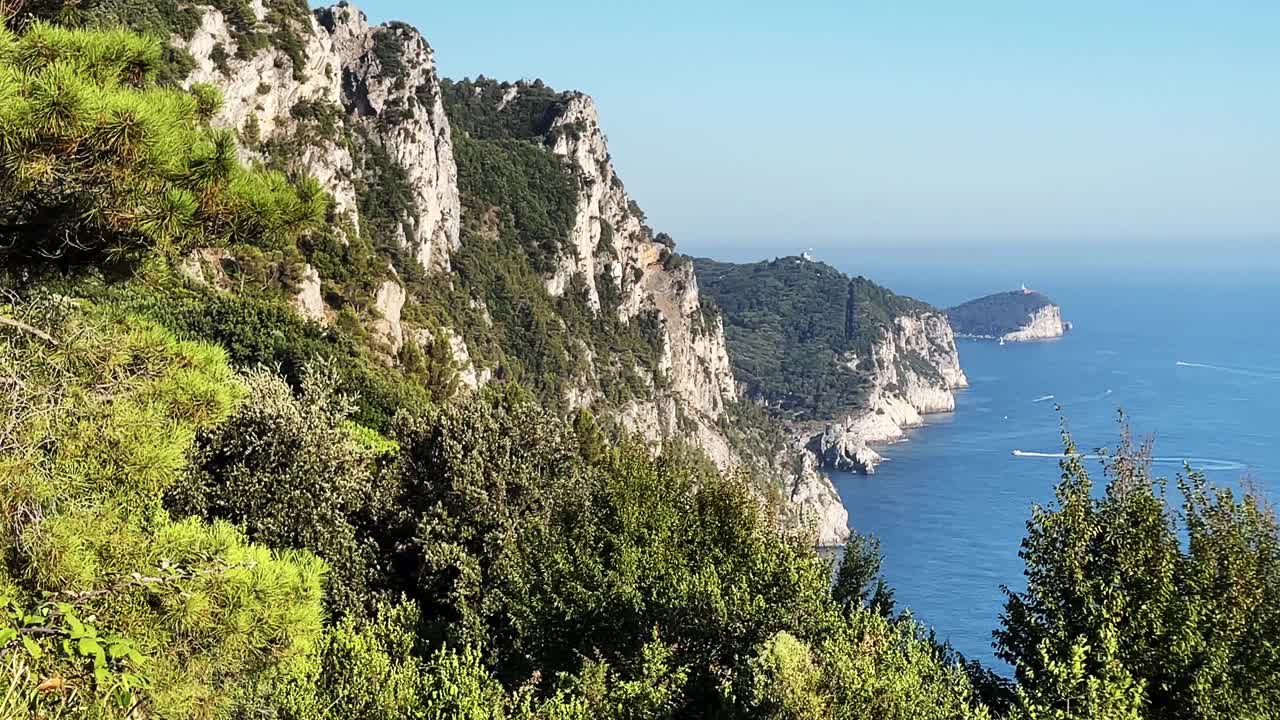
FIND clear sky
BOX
[338,1,1278,260]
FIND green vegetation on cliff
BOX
[946,290,1057,338]
[441,77,574,142]
[693,256,934,421]
[0,25,992,718]
[6,16,1280,720]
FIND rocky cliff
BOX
[317,4,460,272]
[696,258,969,476]
[815,309,968,473]
[168,2,844,542]
[999,304,1068,342]
[541,89,737,432]
[947,289,1069,342]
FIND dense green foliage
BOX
[168,366,385,617]
[442,77,575,142]
[996,425,1280,719]
[453,132,579,274]
[0,298,994,717]
[693,256,934,420]
[946,290,1057,338]
[0,300,325,718]
[8,17,1280,720]
[0,22,324,265]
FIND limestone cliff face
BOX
[180,2,360,218]
[518,89,737,439]
[818,310,968,474]
[180,1,460,274]
[781,449,851,546]
[475,86,851,540]
[317,4,461,272]
[999,304,1066,342]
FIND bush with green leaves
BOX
[452,132,579,275]
[0,298,324,718]
[372,388,990,716]
[170,364,391,617]
[90,279,435,431]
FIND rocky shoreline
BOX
[802,311,969,477]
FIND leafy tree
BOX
[833,532,896,618]
[171,364,385,616]
[816,611,991,720]
[997,423,1280,719]
[747,632,828,720]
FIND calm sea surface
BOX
[820,257,1280,670]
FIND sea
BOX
[807,246,1280,672]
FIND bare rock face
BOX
[180,4,360,219]
[815,309,968,473]
[520,89,737,442]
[412,327,490,391]
[371,279,406,355]
[1000,304,1067,342]
[317,4,461,272]
[291,264,328,324]
[179,2,461,272]
[781,448,852,546]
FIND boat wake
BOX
[1176,361,1280,380]
[1011,450,1246,472]
[1032,394,1055,404]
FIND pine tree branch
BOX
[0,316,58,346]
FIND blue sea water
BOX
[821,258,1280,670]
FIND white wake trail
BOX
[1011,450,1246,472]
[1177,361,1280,380]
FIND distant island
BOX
[946,285,1071,342]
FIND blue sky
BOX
[339,1,1278,260]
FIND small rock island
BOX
[946,285,1070,342]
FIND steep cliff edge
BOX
[116,1,844,544]
[436,79,848,539]
[696,256,968,475]
[947,289,1069,342]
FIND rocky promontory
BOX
[695,256,969,482]
[946,288,1069,342]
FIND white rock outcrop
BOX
[814,310,968,474]
[1000,304,1067,342]
[180,5,360,219]
[291,264,328,324]
[521,88,738,444]
[371,279,405,355]
[782,449,851,546]
[317,4,461,272]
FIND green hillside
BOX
[694,256,935,420]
